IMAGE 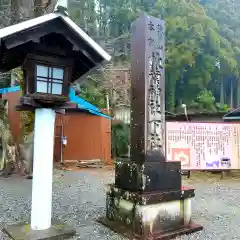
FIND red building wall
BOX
[3,91,111,164]
[55,112,111,163]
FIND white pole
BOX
[31,108,56,230]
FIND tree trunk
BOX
[237,78,240,106]
[0,98,19,177]
[18,143,34,178]
[3,144,18,178]
[230,78,233,108]
[34,0,51,17]
[167,75,176,112]
[10,0,20,24]
[220,76,224,104]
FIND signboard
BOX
[166,122,240,170]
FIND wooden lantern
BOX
[22,54,73,104]
[0,6,111,110]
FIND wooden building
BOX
[1,86,111,164]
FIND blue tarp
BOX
[0,86,21,94]
[0,86,111,119]
[69,88,111,119]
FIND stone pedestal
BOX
[99,160,203,239]
[115,155,181,192]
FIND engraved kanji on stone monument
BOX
[130,16,165,163]
[146,18,165,152]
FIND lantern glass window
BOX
[36,64,64,95]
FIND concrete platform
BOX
[2,220,76,240]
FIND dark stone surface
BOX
[114,14,182,194]
[107,185,195,205]
[115,157,181,192]
[3,219,76,240]
[99,217,203,240]
[130,16,166,164]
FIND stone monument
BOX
[100,15,203,239]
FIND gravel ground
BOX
[0,169,240,240]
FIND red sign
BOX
[172,148,191,167]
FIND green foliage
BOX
[76,75,106,108]
[186,88,230,112]
[67,0,240,112]
[216,103,230,112]
[111,122,129,158]
[152,0,226,111]
[191,89,216,111]
[1,0,238,116]
[0,73,11,89]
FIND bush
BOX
[111,122,129,158]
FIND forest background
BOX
[0,0,239,160]
[0,0,239,114]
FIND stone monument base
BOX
[3,219,76,240]
[99,185,203,239]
